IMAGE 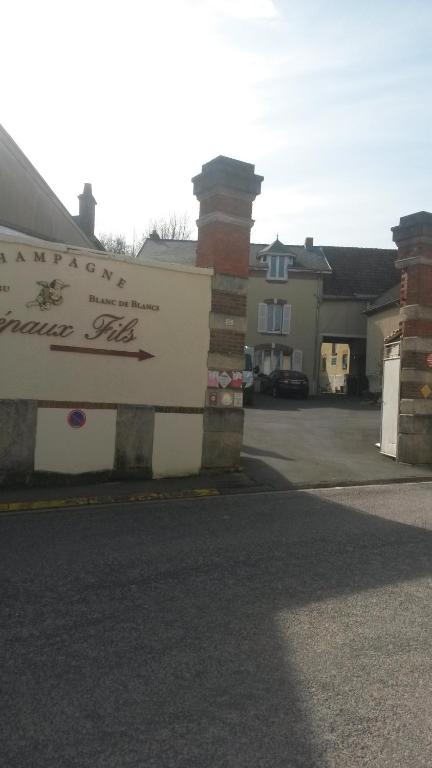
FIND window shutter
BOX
[258,302,268,332]
[292,349,303,371]
[282,303,291,334]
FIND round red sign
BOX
[67,409,87,429]
[426,353,432,369]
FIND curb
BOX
[0,487,220,514]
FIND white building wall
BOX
[34,408,116,474]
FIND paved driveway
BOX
[242,394,432,489]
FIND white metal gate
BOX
[380,341,401,458]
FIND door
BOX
[380,342,400,458]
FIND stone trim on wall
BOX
[211,290,247,316]
[393,211,432,463]
[209,328,245,356]
[36,400,204,414]
[38,400,118,409]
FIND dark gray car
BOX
[265,369,309,399]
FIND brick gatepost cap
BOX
[392,210,432,245]
[192,155,263,199]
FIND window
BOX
[292,349,303,372]
[267,255,288,281]
[267,302,283,332]
[322,357,327,371]
[258,301,291,334]
[331,355,337,366]
[342,353,348,370]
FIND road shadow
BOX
[2,484,432,766]
[242,444,295,462]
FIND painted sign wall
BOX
[0,238,212,407]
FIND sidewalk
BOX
[0,470,264,513]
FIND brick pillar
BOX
[392,211,432,463]
[192,155,263,468]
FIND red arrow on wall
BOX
[50,344,155,362]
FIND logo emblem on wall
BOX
[26,280,69,311]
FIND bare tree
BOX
[145,212,192,241]
[98,233,133,256]
[98,213,192,259]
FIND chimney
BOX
[192,155,263,277]
[78,183,96,236]
[305,237,313,250]
[149,229,161,242]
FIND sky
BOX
[2,0,432,248]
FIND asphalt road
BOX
[2,483,432,767]
[242,395,432,488]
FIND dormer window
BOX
[258,236,294,282]
[268,255,289,281]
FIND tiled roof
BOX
[258,237,291,255]
[365,283,400,315]
[137,239,399,294]
[138,238,331,273]
[136,238,197,264]
[322,246,398,298]
[250,243,331,272]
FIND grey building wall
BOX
[0,125,94,247]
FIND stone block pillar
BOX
[392,211,432,463]
[192,156,263,468]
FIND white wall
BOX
[366,306,400,393]
[152,413,203,478]
[34,407,117,474]
[0,237,212,408]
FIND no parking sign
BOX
[67,409,87,429]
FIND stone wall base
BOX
[202,408,244,468]
[0,399,244,487]
[398,431,432,464]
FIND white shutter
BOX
[258,302,268,332]
[282,303,291,334]
[292,349,303,371]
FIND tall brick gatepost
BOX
[192,155,263,468]
[392,211,432,463]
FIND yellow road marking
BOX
[0,487,220,514]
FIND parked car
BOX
[264,369,309,399]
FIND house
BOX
[138,235,399,394]
[364,283,400,393]
[0,124,103,250]
[247,237,330,381]
[320,342,350,393]
[319,246,399,394]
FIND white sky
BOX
[2,0,432,247]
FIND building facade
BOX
[0,133,264,485]
[365,284,400,393]
[139,237,399,394]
